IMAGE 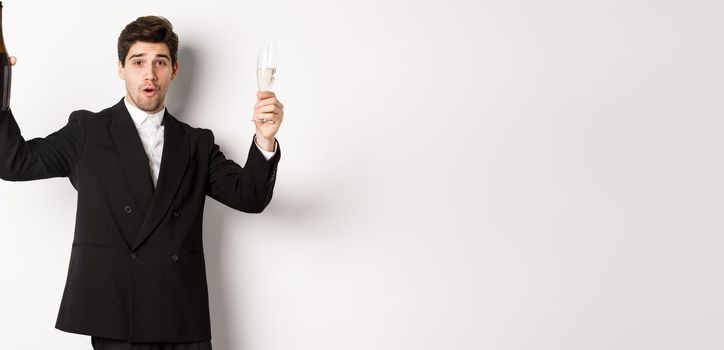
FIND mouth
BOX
[142,86,159,97]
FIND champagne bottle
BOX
[0,1,11,111]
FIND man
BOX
[0,16,283,349]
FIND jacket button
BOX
[173,211,180,218]
[130,253,137,260]
[124,205,132,214]
[171,254,179,262]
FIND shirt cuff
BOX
[254,137,278,160]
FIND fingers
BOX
[253,111,281,123]
[9,56,16,66]
[254,95,284,117]
[257,103,281,113]
[253,118,276,125]
[255,97,283,110]
[253,118,274,125]
[253,92,284,126]
[257,91,275,100]
[254,108,283,122]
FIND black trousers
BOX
[91,336,212,350]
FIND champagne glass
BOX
[257,42,277,91]
[255,42,277,123]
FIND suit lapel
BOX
[108,99,155,223]
[132,108,189,251]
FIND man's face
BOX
[118,41,178,114]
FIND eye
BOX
[133,60,142,66]
[155,60,167,66]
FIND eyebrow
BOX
[128,53,171,61]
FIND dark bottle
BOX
[0,1,10,111]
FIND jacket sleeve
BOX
[205,129,280,213]
[0,109,86,182]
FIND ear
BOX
[171,61,179,80]
[118,60,125,80]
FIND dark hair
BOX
[117,16,178,67]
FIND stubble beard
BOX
[128,89,165,114]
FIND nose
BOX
[143,65,157,81]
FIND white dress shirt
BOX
[124,97,277,188]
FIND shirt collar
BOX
[124,97,166,128]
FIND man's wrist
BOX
[255,134,276,152]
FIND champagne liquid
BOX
[257,68,276,92]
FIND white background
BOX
[1,0,723,349]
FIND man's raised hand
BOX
[253,91,284,151]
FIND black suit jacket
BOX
[0,98,280,343]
